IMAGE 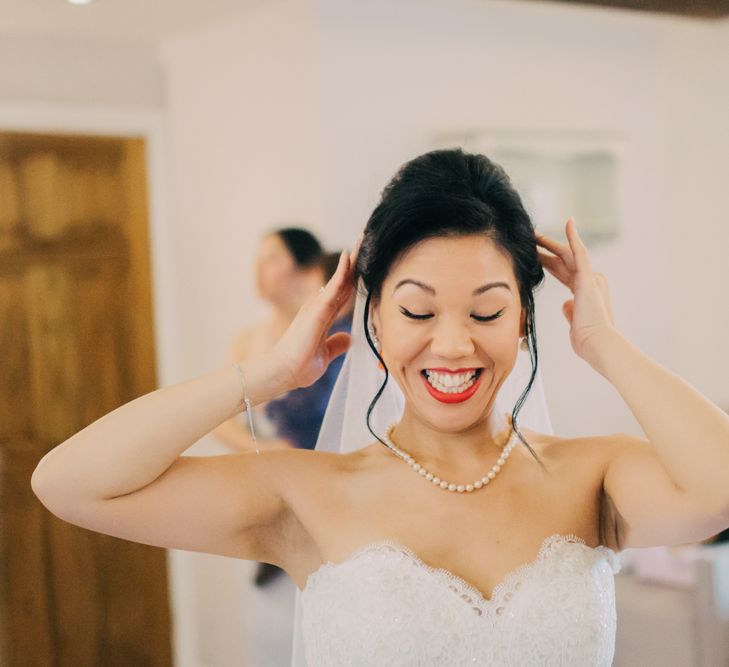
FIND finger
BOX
[323,250,349,296]
[565,217,592,275]
[325,331,352,362]
[350,234,363,266]
[537,248,571,286]
[319,250,356,321]
[318,251,348,303]
[562,299,574,325]
[535,228,576,273]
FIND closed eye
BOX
[472,309,506,322]
[399,306,505,322]
[399,307,431,320]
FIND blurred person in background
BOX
[212,227,326,456]
[212,230,353,667]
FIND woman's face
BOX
[370,235,526,433]
[255,234,305,304]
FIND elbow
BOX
[30,460,61,512]
[30,456,78,521]
[30,454,52,501]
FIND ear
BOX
[369,298,381,339]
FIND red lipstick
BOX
[420,368,483,404]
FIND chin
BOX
[413,389,493,430]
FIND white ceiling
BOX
[0,0,268,42]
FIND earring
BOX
[369,328,379,347]
[370,331,385,370]
[520,337,529,351]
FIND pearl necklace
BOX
[382,423,518,493]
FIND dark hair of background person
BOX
[272,226,324,269]
[353,147,547,467]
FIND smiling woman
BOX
[355,148,548,464]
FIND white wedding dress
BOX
[299,533,621,666]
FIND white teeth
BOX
[424,369,478,394]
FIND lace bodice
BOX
[300,533,621,666]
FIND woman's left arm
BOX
[537,219,729,550]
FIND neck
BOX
[388,411,514,473]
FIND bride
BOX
[32,148,729,665]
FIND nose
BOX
[429,319,475,359]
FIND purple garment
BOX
[264,312,352,450]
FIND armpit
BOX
[599,485,625,552]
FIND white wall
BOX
[160,0,324,376]
[0,32,164,108]
[659,20,729,396]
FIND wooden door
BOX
[0,132,173,666]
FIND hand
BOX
[270,236,362,390]
[535,218,617,362]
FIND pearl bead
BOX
[382,424,516,494]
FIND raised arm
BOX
[537,219,729,551]
[30,242,358,562]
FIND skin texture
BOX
[30,220,729,603]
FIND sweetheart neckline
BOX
[301,532,619,609]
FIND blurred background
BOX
[1,0,728,665]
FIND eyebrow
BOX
[393,278,511,296]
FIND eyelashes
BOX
[472,310,505,322]
[398,306,505,322]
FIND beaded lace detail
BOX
[301,533,621,665]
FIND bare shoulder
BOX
[521,425,638,466]
[528,428,652,550]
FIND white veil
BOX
[290,280,553,666]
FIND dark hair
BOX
[272,227,323,269]
[354,147,546,466]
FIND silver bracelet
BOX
[232,362,259,455]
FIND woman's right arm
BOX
[30,356,295,560]
[30,241,359,562]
